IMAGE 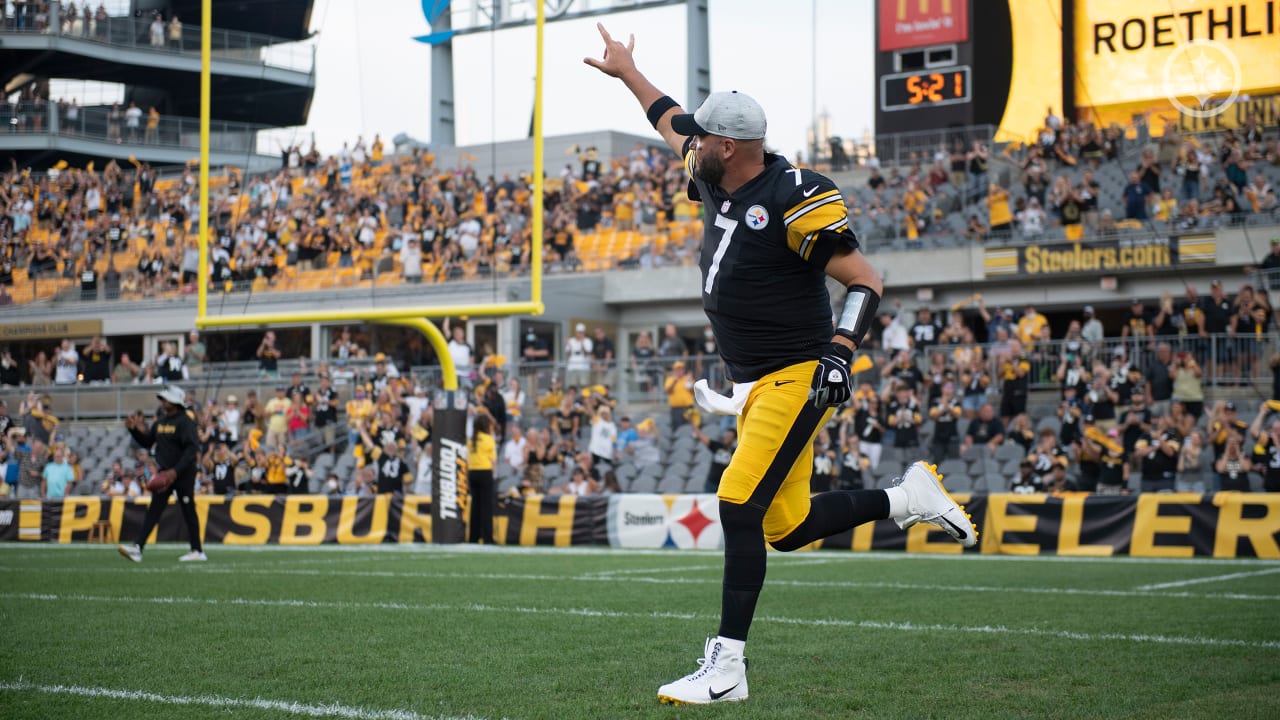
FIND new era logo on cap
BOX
[672,91,767,140]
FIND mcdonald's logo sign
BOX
[878,0,969,51]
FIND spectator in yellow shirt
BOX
[345,386,374,444]
[263,385,292,450]
[986,183,1013,241]
[468,413,498,544]
[614,186,636,232]
[1016,305,1048,346]
[664,361,695,429]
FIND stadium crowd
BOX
[6,278,1280,501]
[1,95,1279,499]
[1,102,1277,303]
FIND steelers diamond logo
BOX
[1162,39,1242,119]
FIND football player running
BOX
[586,24,977,705]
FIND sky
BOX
[271,0,876,161]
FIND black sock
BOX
[717,500,766,642]
[771,490,890,552]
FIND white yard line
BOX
[4,592,1278,651]
[1135,566,1280,591]
[0,679,505,720]
[3,542,1279,566]
[6,564,1278,601]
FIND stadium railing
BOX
[873,124,996,169]
[3,103,267,153]
[0,3,314,75]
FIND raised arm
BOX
[584,23,686,157]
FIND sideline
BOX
[1135,566,1280,590]
[6,565,1278,602]
[3,542,1279,566]
[0,679,505,720]
[5,592,1278,651]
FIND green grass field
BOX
[2,544,1279,720]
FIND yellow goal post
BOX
[192,0,547,391]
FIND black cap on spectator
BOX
[1225,401,1237,411]
[1211,279,1222,287]
[1084,414,1095,423]
[1131,297,1142,305]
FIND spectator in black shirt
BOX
[692,424,736,493]
[962,403,1005,457]
[909,306,942,353]
[255,332,280,379]
[885,385,922,468]
[312,375,340,447]
[927,382,962,465]
[81,336,111,384]
[1145,343,1175,413]
[1138,417,1181,492]
[1122,298,1154,355]
[867,168,886,191]
[1120,390,1153,454]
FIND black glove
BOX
[809,343,854,409]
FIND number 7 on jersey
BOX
[703,214,738,295]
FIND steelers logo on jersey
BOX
[745,205,769,230]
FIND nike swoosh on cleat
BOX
[939,514,969,540]
[803,185,820,197]
[709,684,740,700]
[774,380,795,386]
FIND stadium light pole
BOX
[810,0,818,167]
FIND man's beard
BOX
[694,152,725,186]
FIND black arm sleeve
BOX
[128,422,156,450]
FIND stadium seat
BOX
[629,475,658,494]
[942,473,973,493]
[936,459,967,481]
[656,475,685,494]
[994,443,1025,463]
[1036,417,1062,436]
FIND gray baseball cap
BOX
[671,91,767,140]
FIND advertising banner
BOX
[431,389,469,544]
[1074,0,1280,122]
[877,0,969,52]
[12,493,1280,558]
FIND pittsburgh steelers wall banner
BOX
[14,494,1280,558]
[497,495,608,547]
[983,234,1216,277]
[430,389,469,544]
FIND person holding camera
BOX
[118,385,206,563]
[257,331,280,378]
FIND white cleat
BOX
[178,550,208,562]
[894,461,979,548]
[657,637,748,705]
[118,544,142,563]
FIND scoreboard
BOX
[873,0,1060,139]
[880,67,972,112]
[874,0,1280,140]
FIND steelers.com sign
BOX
[607,495,723,549]
[1075,0,1280,127]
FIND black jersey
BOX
[684,143,858,382]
